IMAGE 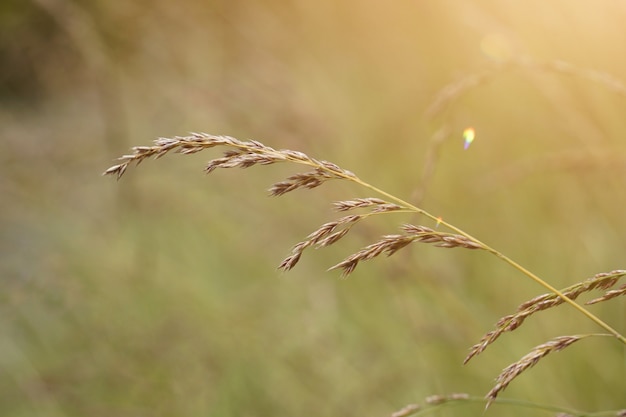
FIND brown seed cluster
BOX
[333,197,403,213]
[103,133,356,194]
[278,198,419,272]
[465,270,626,364]
[586,282,626,305]
[278,214,362,272]
[328,225,484,276]
[103,134,238,179]
[269,169,334,196]
[485,336,583,407]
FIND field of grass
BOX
[1,1,625,416]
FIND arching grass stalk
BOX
[251,140,625,346]
[104,133,626,346]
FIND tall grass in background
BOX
[3,1,626,416]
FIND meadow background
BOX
[1,1,625,416]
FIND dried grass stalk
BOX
[465,270,626,363]
[485,336,584,408]
[329,224,485,276]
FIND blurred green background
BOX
[1,1,625,416]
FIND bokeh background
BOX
[2,1,625,416]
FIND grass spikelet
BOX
[102,133,355,189]
[390,403,421,417]
[103,134,238,179]
[465,270,626,363]
[586,283,626,305]
[516,270,625,311]
[278,214,362,271]
[328,234,415,276]
[332,197,403,212]
[278,198,413,272]
[485,335,587,408]
[328,224,485,276]
[401,225,484,249]
[269,169,334,196]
